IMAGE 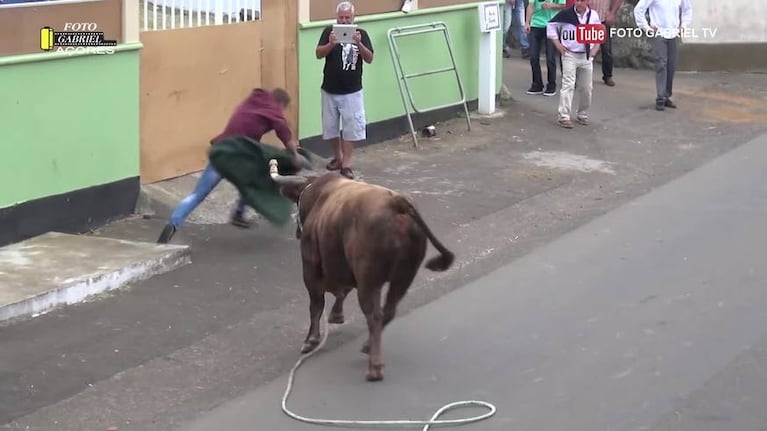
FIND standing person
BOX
[156,88,302,244]
[633,0,692,110]
[590,0,624,86]
[525,0,567,96]
[315,1,374,180]
[547,0,601,128]
[503,0,530,59]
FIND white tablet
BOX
[333,24,357,44]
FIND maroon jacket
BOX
[210,88,293,148]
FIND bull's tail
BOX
[391,195,455,272]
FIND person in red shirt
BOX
[157,87,302,244]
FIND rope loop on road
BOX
[281,316,497,430]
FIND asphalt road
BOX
[1,61,765,431]
[179,132,767,431]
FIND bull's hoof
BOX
[301,338,320,354]
[360,340,370,354]
[328,312,345,324]
[366,367,384,382]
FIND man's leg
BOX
[321,89,343,170]
[543,35,559,96]
[653,37,670,110]
[158,163,223,243]
[230,197,250,228]
[601,23,615,86]
[576,55,594,124]
[503,2,512,57]
[527,28,544,94]
[513,0,530,57]
[558,52,577,127]
[337,90,366,179]
[665,36,679,108]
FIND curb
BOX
[0,236,191,325]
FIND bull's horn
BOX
[269,159,308,185]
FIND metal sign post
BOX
[477,1,501,115]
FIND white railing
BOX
[140,0,260,31]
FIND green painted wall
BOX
[297,3,503,140]
[0,45,141,209]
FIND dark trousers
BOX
[528,26,558,90]
[600,22,614,80]
[652,36,679,103]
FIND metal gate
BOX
[387,22,471,148]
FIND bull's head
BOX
[269,159,312,202]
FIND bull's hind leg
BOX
[357,285,385,381]
[329,288,351,324]
[362,257,422,355]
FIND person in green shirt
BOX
[525,0,568,96]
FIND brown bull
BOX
[270,160,455,381]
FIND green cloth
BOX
[530,0,567,28]
[207,136,315,227]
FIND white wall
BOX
[682,0,766,44]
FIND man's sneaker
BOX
[526,87,544,95]
[157,223,176,244]
[655,101,665,111]
[543,87,557,96]
[603,77,615,86]
[230,213,251,229]
[664,99,677,108]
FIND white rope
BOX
[281,315,497,430]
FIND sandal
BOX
[558,118,574,129]
[339,167,355,179]
[326,158,342,171]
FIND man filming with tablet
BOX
[315,1,374,180]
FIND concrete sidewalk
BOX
[0,232,190,325]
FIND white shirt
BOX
[634,0,693,39]
[546,7,601,53]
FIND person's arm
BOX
[355,30,374,63]
[273,118,299,154]
[544,0,567,11]
[547,21,566,55]
[633,0,654,31]
[680,0,693,30]
[316,27,336,59]
[525,0,534,32]
[605,0,622,25]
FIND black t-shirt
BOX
[317,25,374,95]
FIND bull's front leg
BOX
[358,287,385,381]
[302,288,325,354]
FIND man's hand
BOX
[605,11,616,25]
[329,30,339,45]
[524,23,531,33]
[353,30,362,45]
